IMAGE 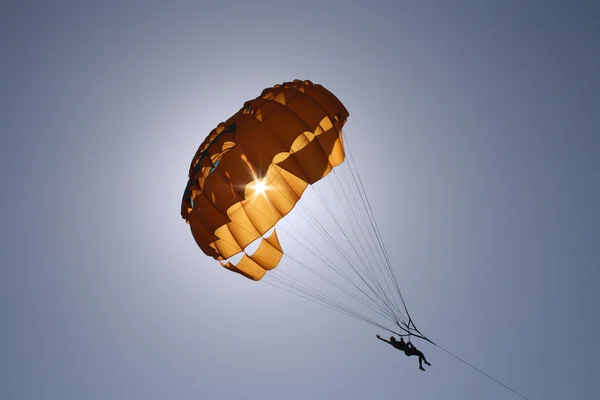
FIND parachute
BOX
[182,79,430,342]
[179,80,540,400]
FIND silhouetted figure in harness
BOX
[376,335,432,371]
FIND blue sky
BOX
[2,1,599,399]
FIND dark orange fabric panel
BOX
[260,108,310,148]
[286,93,327,132]
[275,128,342,184]
[237,126,287,179]
[187,209,219,258]
[202,170,243,215]
[214,146,256,198]
[192,193,229,233]
[305,85,349,123]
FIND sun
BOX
[252,179,268,196]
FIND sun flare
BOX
[252,179,268,196]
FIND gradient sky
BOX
[2,1,599,399]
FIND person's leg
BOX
[415,354,424,370]
[413,350,426,370]
[421,353,431,366]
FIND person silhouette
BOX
[376,334,432,371]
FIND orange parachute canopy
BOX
[181,79,349,280]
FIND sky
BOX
[1,1,599,399]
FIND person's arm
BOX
[376,334,391,344]
[407,342,415,349]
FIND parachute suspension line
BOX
[309,183,404,323]
[303,190,388,312]
[223,220,395,325]
[211,174,426,341]
[204,184,381,319]
[228,212,525,400]
[210,131,420,338]
[284,197,399,322]
[228,135,394,318]
[272,217,387,318]
[247,165,400,320]
[266,268,391,329]
[262,270,409,338]
[284,253,399,321]
[311,183,386,303]
[277,210,396,320]
[311,183,396,312]
[327,169,406,321]
[344,140,407,313]
[294,195,400,322]
[238,180,397,321]
[264,275,365,323]
[342,135,429,338]
[222,126,404,330]
[434,344,529,400]
[232,136,416,336]
[289,203,398,321]
[333,166,405,316]
[267,269,357,317]
[264,276,403,336]
[214,211,420,341]
[343,145,407,311]
[333,171,404,319]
